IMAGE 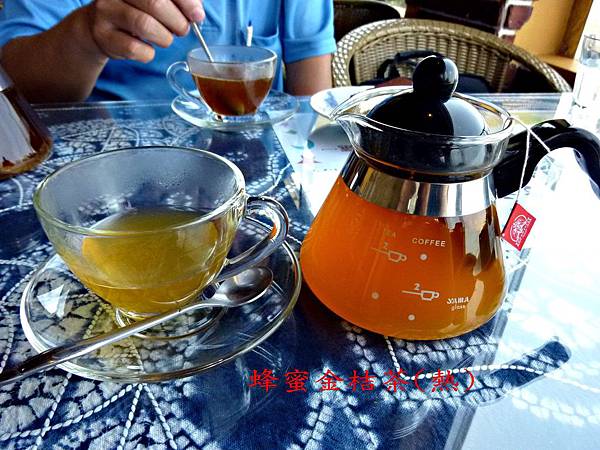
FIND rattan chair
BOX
[333,19,571,92]
[334,0,401,41]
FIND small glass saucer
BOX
[19,220,301,383]
[171,90,299,130]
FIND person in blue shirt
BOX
[0,0,336,102]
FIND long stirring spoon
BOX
[0,267,273,386]
[191,22,214,62]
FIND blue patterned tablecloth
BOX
[1,95,600,449]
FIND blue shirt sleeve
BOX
[0,0,84,48]
[281,0,336,64]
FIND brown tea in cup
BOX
[192,72,273,116]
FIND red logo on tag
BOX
[502,203,536,250]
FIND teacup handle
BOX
[215,196,289,282]
[166,61,205,107]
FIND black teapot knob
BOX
[413,56,459,101]
[367,56,486,136]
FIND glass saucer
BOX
[171,90,299,130]
[19,220,301,383]
[309,86,373,120]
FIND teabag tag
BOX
[501,202,536,251]
[500,117,552,251]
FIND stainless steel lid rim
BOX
[341,153,496,217]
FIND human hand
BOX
[84,0,205,63]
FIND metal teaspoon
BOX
[0,267,273,386]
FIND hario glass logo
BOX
[502,203,536,251]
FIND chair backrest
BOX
[334,0,401,41]
[332,19,571,93]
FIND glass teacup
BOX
[167,46,276,122]
[33,146,288,323]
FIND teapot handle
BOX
[494,119,600,198]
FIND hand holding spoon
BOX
[0,267,273,386]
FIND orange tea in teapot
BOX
[301,177,505,340]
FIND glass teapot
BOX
[300,56,600,340]
[0,65,52,179]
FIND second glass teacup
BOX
[33,146,288,324]
[167,46,277,122]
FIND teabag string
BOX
[500,117,553,250]
[512,117,554,201]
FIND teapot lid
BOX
[367,56,487,136]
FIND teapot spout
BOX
[330,86,409,152]
[334,113,384,154]
[329,85,405,121]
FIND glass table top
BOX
[0,93,599,449]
